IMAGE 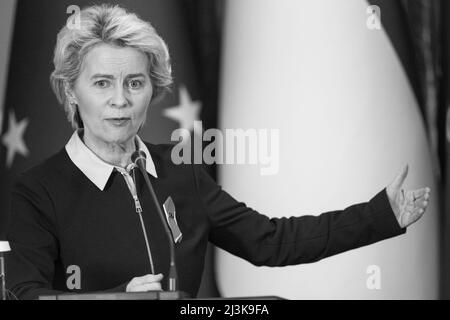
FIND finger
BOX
[392,164,409,191]
[408,189,430,207]
[407,195,429,210]
[412,206,425,217]
[411,200,428,211]
[421,200,429,209]
[412,188,431,200]
[403,207,425,227]
[128,282,162,292]
[409,192,428,204]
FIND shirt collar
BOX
[65,130,157,190]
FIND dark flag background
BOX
[439,0,450,300]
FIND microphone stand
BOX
[133,152,178,292]
[0,253,6,300]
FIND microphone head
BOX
[131,150,147,165]
[0,241,11,253]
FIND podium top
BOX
[39,291,189,300]
[38,291,284,300]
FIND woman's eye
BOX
[95,80,110,88]
[128,80,143,89]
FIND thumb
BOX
[391,164,409,191]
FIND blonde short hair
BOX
[50,4,172,129]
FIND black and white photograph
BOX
[0,0,448,307]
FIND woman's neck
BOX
[81,130,136,168]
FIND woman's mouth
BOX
[106,118,131,127]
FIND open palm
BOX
[386,164,431,228]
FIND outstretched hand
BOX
[385,164,431,228]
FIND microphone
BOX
[131,150,178,292]
[131,150,147,171]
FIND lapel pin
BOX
[163,196,182,243]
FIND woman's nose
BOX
[110,86,129,108]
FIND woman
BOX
[5,4,431,300]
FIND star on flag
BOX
[1,110,29,168]
[163,85,202,139]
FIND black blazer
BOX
[6,143,406,299]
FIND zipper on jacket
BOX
[118,167,155,275]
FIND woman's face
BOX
[72,43,153,146]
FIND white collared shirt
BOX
[65,130,157,191]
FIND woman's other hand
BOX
[126,273,164,292]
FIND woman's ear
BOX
[64,82,77,105]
